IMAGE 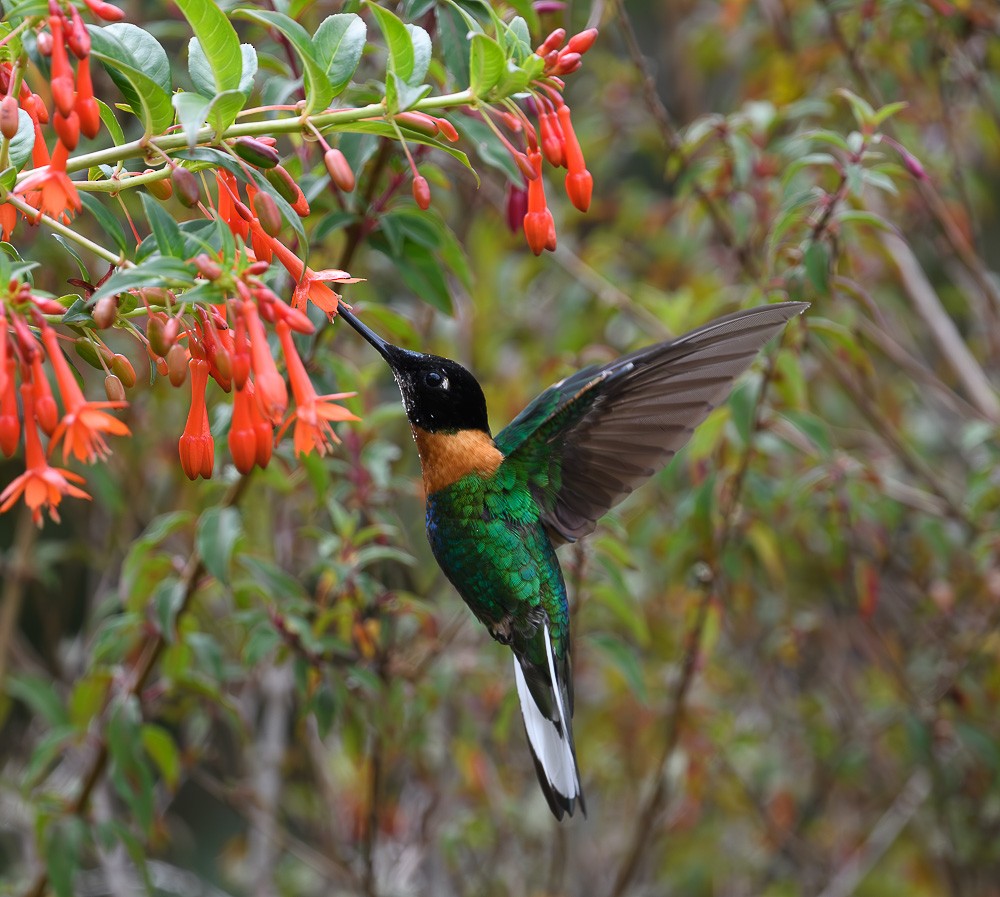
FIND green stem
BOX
[62,91,474,176]
[75,167,173,194]
[4,193,128,267]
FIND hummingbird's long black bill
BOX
[336,298,394,362]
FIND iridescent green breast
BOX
[424,463,569,665]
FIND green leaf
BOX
[87,23,173,135]
[239,556,309,601]
[233,10,334,115]
[314,13,367,97]
[79,192,127,255]
[89,257,196,304]
[95,99,125,146]
[376,238,454,313]
[469,33,505,97]
[366,1,415,82]
[197,506,242,585]
[45,817,87,897]
[153,578,186,641]
[6,109,34,171]
[407,24,432,84]
[436,3,473,87]
[835,87,876,128]
[141,723,181,789]
[6,675,68,726]
[140,192,184,259]
[803,240,830,295]
[175,0,244,94]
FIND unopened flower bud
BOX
[36,30,53,55]
[171,166,201,208]
[104,373,126,402]
[253,192,282,237]
[193,253,223,281]
[396,111,439,137]
[535,28,566,58]
[0,96,19,141]
[145,171,173,201]
[75,337,113,370]
[435,117,459,142]
[566,28,598,55]
[167,343,188,387]
[92,295,117,329]
[233,136,281,169]
[324,148,356,192]
[412,175,431,210]
[110,353,136,388]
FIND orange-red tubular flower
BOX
[16,141,82,224]
[558,105,593,212]
[0,384,90,525]
[243,300,287,424]
[275,320,357,457]
[42,326,129,463]
[178,358,214,480]
[228,380,258,474]
[523,149,555,256]
[0,355,18,457]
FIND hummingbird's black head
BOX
[338,303,491,435]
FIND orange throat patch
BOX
[411,427,504,493]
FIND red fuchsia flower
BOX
[0,317,18,457]
[242,299,287,424]
[249,221,362,315]
[523,149,556,255]
[178,357,214,480]
[0,203,16,241]
[228,380,258,475]
[16,141,82,225]
[275,320,357,457]
[41,325,130,463]
[29,352,58,435]
[558,105,593,212]
[0,383,90,525]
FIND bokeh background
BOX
[3,0,1000,895]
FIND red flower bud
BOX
[178,358,214,479]
[557,105,592,212]
[92,295,117,329]
[566,28,598,55]
[74,56,100,139]
[412,175,431,210]
[535,28,566,58]
[1,96,19,141]
[53,110,80,151]
[145,171,173,201]
[435,117,459,142]
[104,373,126,402]
[253,191,282,237]
[324,148,356,192]
[82,0,126,21]
[233,136,281,169]
[553,51,582,75]
[396,111,439,137]
[30,354,58,435]
[67,5,92,58]
[171,166,201,208]
[110,352,135,388]
[228,381,258,474]
[167,344,188,387]
[0,357,19,457]
[505,183,528,234]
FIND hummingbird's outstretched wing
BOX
[496,302,807,544]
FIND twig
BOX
[815,771,931,897]
[877,230,1000,424]
[606,585,713,897]
[18,476,252,897]
[611,0,759,280]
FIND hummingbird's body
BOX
[337,300,807,818]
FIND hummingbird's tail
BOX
[513,622,585,819]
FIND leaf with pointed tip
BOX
[87,23,173,134]
[314,13,367,97]
[233,9,333,114]
[175,0,243,93]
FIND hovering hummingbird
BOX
[337,300,807,818]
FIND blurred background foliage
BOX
[3,0,1000,895]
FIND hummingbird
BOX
[336,300,807,818]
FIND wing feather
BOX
[498,302,807,543]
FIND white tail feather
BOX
[513,622,581,806]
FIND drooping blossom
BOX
[42,326,130,463]
[275,320,357,457]
[0,384,90,525]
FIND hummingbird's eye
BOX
[424,370,447,389]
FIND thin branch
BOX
[18,476,252,897]
[815,771,931,897]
